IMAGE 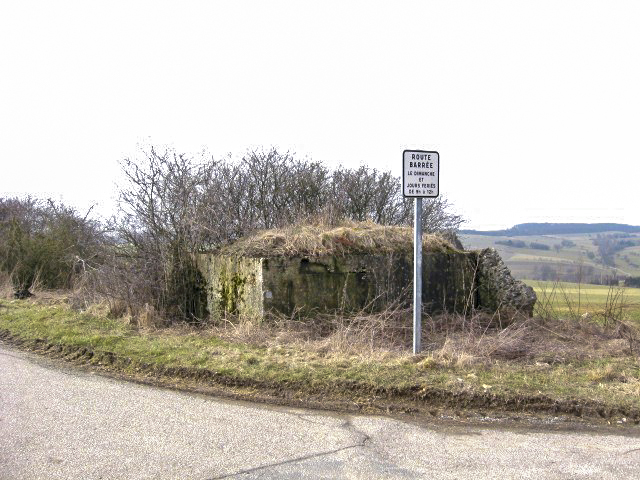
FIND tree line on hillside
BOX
[531,264,630,286]
[495,239,552,250]
[0,146,463,324]
[463,223,640,236]
[495,239,580,252]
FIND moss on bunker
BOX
[218,270,251,315]
[193,255,264,321]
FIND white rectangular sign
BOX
[402,150,439,198]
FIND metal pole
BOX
[413,197,422,354]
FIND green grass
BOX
[1,297,640,419]
[524,280,640,323]
[0,299,423,389]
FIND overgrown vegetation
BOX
[1,280,639,420]
[1,145,463,325]
[216,221,457,258]
[4,147,640,420]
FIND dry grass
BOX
[73,297,165,330]
[215,220,457,258]
[135,303,162,329]
[530,279,640,324]
[13,269,639,394]
[68,273,168,329]
[430,315,634,365]
[202,302,639,369]
[534,280,639,355]
[0,270,69,304]
[4,292,640,416]
[201,295,414,356]
[60,269,640,370]
[0,271,14,299]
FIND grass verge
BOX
[1,296,640,424]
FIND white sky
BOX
[1,0,638,230]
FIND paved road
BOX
[1,343,640,479]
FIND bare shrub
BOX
[327,166,463,233]
[91,144,464,326]
[600,285,628,326]
[75,250,173,324]
[100,147,213,323]
[239,148,330,230]
[0,197,104,291]
[328,167,403,224]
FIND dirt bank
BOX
[2,329,638,427]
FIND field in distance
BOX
[460,223,640,284]
[524,279,640,323]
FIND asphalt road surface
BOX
[2,343,640,480]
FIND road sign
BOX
[403,149,440,354]
[402,150,439,198]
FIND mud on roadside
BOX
[2,328,639,429]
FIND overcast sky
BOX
[1,1,638,230]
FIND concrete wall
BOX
[195,255,264,320]
[195,251,500,320]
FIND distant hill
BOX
[461,223,640,237]
[460,224,640,283]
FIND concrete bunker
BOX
[194,224,535,320]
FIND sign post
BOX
[413,197,422,354]
[402,150,439,354]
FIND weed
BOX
[532,280,639,353]
[0,271,13,299]
[587,364,618,383]
[3,283,640,419]
[217,221,458,258]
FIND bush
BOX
[529,242,550,250]
[0,197,103,290]
[495,239,527,248]
[626,276,640,288]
